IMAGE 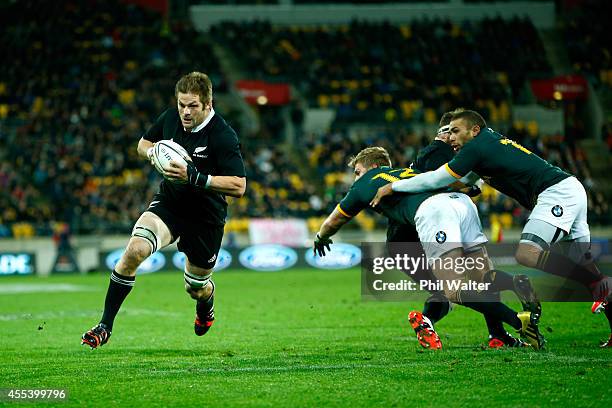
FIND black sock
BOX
[606,303,612,332]
[196,281,215,320]
[459,290,521,330]
[463,302,521,331]
[483,313,506,337]
[100,270,135,330]
[487,270,515,292]
[537,250,603,288]
[422,292,450,324]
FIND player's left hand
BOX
[370,183,393,207]
[314,234,333,257]
[164,160,188,182]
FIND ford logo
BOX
[105,249,166,274]
[239,245,297,271]
[305,243,361,269]
[172,249,232,271]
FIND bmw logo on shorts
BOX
[435,231,447,244]
[551,205,563,217]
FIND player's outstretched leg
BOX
[408,311,442,350]
[80,267,136,349]
[459,290,545,350]
[81,212,170,349]
[485,270,542,322]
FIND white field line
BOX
[0,308,181,321]
[149,356,612,375]
[152,363,399,374]
[0,283,97,295]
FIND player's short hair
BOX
[440,108,465,127]
[439,112,453,127]
[348,147,392,168]
[451,109,487,129]
[175,72,213,105]
[437,109,464,134]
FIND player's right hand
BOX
[314,234,333,257]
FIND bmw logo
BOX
[435,231,447,244]
[551,205,563,217]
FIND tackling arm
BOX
[318,207,352,240]
[392,164,458,193]
[369,163,462,207]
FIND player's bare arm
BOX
[369,164,461,207]
[314,208,351,256]
[208,176,246,197]
[318,207,351,240]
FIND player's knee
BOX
[124,239,152,266]
[515,243,540,268]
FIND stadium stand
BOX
[0,0,609,237]
[210,17,551,125]
[0,0,226,235]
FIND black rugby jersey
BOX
[143,108,246,225]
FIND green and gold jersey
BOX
[337,167,436,225]
[446,128,571,209]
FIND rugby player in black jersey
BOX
[82,72,246,349]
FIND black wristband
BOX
[187,162,209,188]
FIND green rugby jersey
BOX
[338,167,436,225]
[446,128,570,209]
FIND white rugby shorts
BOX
[526,176,590,240]
[414,193,488,259]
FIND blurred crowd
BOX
[211,17,550,125]
[0,1,609,239]
[0,0,226,236]
[563,0,612,89]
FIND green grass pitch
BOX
[1,267,611,407]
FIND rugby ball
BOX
[152,140,192,183]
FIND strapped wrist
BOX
[187,162,210,189]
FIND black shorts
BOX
[386,222,419,243]
[146,196,224,270]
